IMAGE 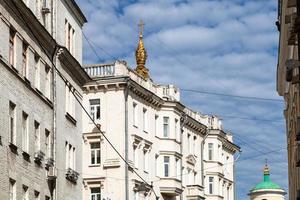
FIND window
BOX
[35,55,40,90]
[65,20,75,55]
[193,136,197,155]
[90,187,101,200]
[143,150,148,172]
[34,191,40,200]
[45,129,51,158]
[22,185,29,200]
[133,102,138,127]
[143,108,147,132]
[9,102,16,144]
[175,119,180,141]
[163,117,169,137]
[9,29,16,66]
[164,156,170,177]
[90,99,100,121]
[66,142,75,169]
[65,85,75,118]
[22,112,29,152]
[155,115,158,136]
[208,143,213,160]
[176,158,181,180]
[9,179,16,200]
[45,66,51,98]
[133,146,138,168]
[209,177,214,194]
[34,121,40,152]
[22,42,28,78]
[90,142,101,165]
[155,155,158,176]
[187,134,191,153]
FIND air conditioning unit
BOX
[34,151,45,164]
[45,158,54,169]
[66,168,79,183]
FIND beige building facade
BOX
[0,0,89,200]
[277,0,300,199]
[81,29,240,200]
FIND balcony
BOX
[186,185,205,200]
[159,177,183,197]
[84,64,115,78]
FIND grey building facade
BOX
[0,0,89,200]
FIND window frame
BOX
[90,142,101,165]
[89,99,101,121]
[163,156,170,177]
[9,102,16,144]
[163,117,169,138]
[209,176,214,194]
[22,112,29,152]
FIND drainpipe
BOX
[124,78,130,200]
[201,129,209,189]
[179,113,188,200]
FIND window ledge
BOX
[66,112,77,125]
[9,143,18,154]
[133,125,138,128]
[24,77,31,86]
[89,164,101,167]
[11,65,19,74]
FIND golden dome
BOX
[135,20,149,79]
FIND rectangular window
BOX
[34,121,40,152]
[9,179,16,200]
[65,85,75,118]
[65,142,69,169]
[208,143,213,160]
[176,158,181,180]
[22,42,28,78]
[90,99,100,121]
[133,102,138,127]
[134,146,138,168]
[22,185,29,200]
[65,20,75,55]
[175,119,180,141]
[90,187,101,200]
[9,102,16,144]
[35,55,40,90]
[143,108,147,132]
[193,136,197,155]
[66,144,75,170]
[155,156,158,176]
[164,156,170,177]
[22,112,29,152]
[155,115,158,136]
[34,191,40,200]
[163,117,169,137]
[90,142,101,165]
[45,66,51,99]
[9,29,15,66]
[209,177,214,194]
[143,150,148,172]
[45,129,51,158]
[187,134,191,153]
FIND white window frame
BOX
[9,179,16,200]
[89,99,100,121]
[35,55,40,90]
[9,102,16,144]
[45,66,51,99]
[22,112,29,152]
[176,158,181,180]
[90,187,101,200]
[133,102,138,127]
[175,118,180,142]
[9,29,15,66]
[133,145,139,168]
[22,42,28,78]
[164,156,170,177]
[90,142,101,165]
[143,108,147,132]
[143,150,149,172]
[34,121,40,152]
[209,176,214,194]
[208,143,214,160]
[65,85,75,118]
[163,117,169,138]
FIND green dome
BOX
[251,165,283,192]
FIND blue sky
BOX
[76,0,287,199]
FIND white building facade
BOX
[0,1,89,200]
[82,60,240,200]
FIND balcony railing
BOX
[84,64,115,77]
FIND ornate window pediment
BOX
[186,154,197,165]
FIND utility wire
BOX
[8,1,158,198]
[181,89,284,103]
